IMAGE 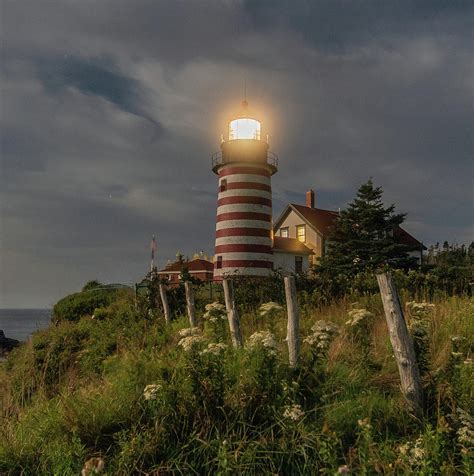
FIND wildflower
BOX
[178,335,205,352]
[345,308,374,327]
[457,408,474,448]
[247,330,277,355]
[259,301,283,317]
[397,437,425,466]
[178,327,201,338]
[81,457,105,476]
[203,302,227,322]
[337,465,350,474]
[143,383,162,401]
[406,301,435,314]
[199,342,228,356]
[357,418,372,430]
[303,320,339,354]
[283,404,304,421]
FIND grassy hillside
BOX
[0,290,472,475]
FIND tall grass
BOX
[0,294,472,474]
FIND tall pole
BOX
[377,272,423,417]
[222,279,243,347]
[284,276,300,367]
[150,235,157,272]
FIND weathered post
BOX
[376,272,423,416]
[284,276,300,367]
[159,284,171,324]
[222,279,243,347]
[184,281,197,327]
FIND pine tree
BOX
[317,179,417,276]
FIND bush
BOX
[53,285,132,323]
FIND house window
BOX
[296,225,306,243]
[280,227,289,238]
[295,256,303,274]
[220,179,227,192]
[216,256,223,269]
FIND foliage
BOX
[1,290,473,475]
[316,179,418,280]
[53,281,132,323]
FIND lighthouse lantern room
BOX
[212,101,278,280]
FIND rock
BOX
[0,330,20,353]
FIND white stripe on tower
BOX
[214,164,273,279]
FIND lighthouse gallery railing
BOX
[211,151,278,170]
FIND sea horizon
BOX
[0,308,52,342]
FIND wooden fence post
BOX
[376,272,423,416]
[284,276,300,367]
[184,281,197,327]
[159,284,171,324]
[222,279,243,348]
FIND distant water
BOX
[0,309,52,342]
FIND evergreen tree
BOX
[317,179,417,276]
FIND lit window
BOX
[296,225,306,243]
[280,227,289,238]
[228,118,261,140]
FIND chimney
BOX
[306,189,315,208]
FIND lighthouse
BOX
[212,100,278,280]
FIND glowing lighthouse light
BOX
[228,117,261,140]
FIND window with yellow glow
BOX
[296,225,306,243]
[228,118,261,140]
[280,227,289,238]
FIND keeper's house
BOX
[158,256,214,284]
[273,190,426,265]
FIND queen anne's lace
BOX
[303,320,339,354]
[247,331,277,355]
[143,383,162,401]
[178,327,200,338]
[203,302,227,322]
[259,301,283,317]
[199,342,228,356]
[345,308,374,327]
[178,335,205,352]
[283,404,304,421]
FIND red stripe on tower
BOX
[211,101,278,280]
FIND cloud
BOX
[0,0,472,307]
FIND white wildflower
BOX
[81,457,105,476]
[178,327,201,338]
[259,301,283,317]
[457,408,474,448]
[357,418,372,430]
[199,342,228,356]
[337,465,350,474]
[143,383,162,401]
[406,301,435,315]
[283,404,304,421]
[397,437,425,466]
[345,308,374,327]
[178,335,205,352]
[247,330,277,355]
[203,302,227,322]
[303,320,339,354]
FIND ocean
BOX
[0,309,52,342]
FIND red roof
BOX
[275,204,425,250]
[290,204,339,235]
[159,258,214,273]
[272,237,314,254]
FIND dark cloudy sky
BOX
[1,0,473,308]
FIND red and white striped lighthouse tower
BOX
[212,101,278,280]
